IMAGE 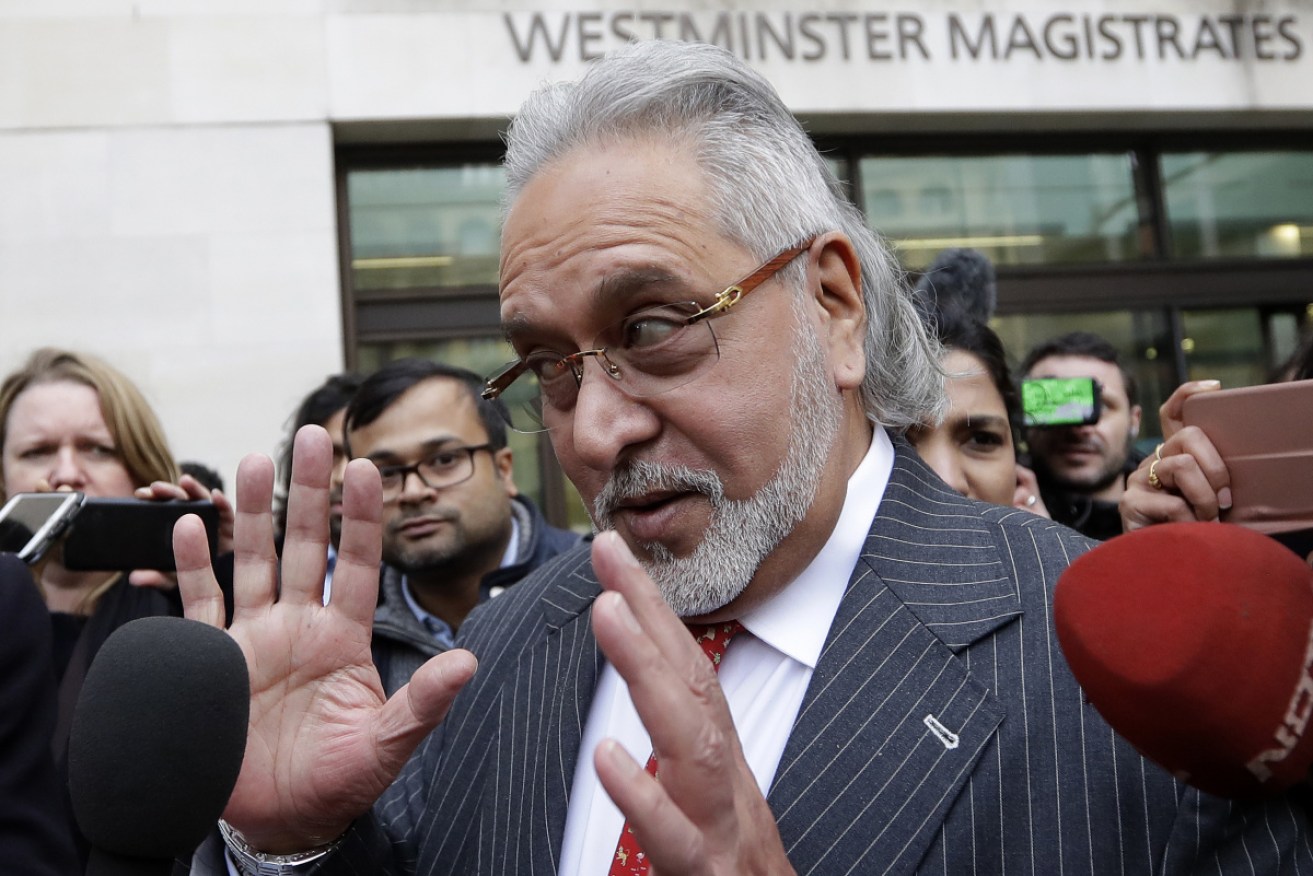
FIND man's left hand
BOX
[590,531,795,875]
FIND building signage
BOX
[326,1,1313,119]
[505,11,1304,65]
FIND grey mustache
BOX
[594,460,725,523]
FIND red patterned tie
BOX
[607,620,744,876]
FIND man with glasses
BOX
[343,358,580,696]
[183,39,1311,876]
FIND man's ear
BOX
[494,447,519,497]
[1129,405,1143,440]
[808,232,866,391]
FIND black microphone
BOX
[68,616,249,875]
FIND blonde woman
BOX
[0,348,232,863]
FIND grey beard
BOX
[592,316,841,616]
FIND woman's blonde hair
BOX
[0,347,179,503]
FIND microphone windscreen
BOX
[912,247,998,324]
[68,616,249,863]
[1055,522,1313,798]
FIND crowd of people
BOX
[0,349,580,873]
[3,37,1312,876]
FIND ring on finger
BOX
[1148,458,1163,490]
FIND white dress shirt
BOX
[558,428,894,876]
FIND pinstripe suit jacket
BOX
[304,438,1312,875]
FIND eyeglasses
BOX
[482,239,814,430]
[373,444,492,499]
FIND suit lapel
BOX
[485,550,604,875]
[770,442,1022,875]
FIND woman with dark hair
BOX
[908,310,1049,515]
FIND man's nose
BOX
[330,456,350,491]
[396,468,436,502]
[566,366,662,474]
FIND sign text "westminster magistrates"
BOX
[505,10,1304,65]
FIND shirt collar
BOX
[737,427,894,669]
[401,578,457,648]
[500,513,521,567]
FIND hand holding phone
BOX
[0,492,219,571]
[1181,380,1313,552]
[0,492,84,564]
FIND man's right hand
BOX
[173,425,477,853]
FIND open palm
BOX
[174,426,476,853]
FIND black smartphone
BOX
[1021,377,1102,428]
[62,497,219,572]
[0,492,86,564]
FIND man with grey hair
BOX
[182,40,1311,875]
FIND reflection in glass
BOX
[1180,308,1267,389]
[1161,151,1313,259]
[348,165,506,293]
[859,154,1141,270]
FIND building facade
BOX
[3,0,1311,524]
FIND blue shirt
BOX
[399,517,521,648]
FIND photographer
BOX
[1020,331,1144,540]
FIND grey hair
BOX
[502,39,945,430]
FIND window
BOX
[859,153,1143,270]
[1161,151,1313,259]
[347,165,504,294]
[340,137,1313,495]
[342,158,588,532]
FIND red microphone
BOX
[1055,522,1313,799]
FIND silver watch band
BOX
[218,819,343,876]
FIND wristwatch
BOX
[219,819,344,876]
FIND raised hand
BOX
[589,532,795,876]
[173,425,477,853]
[1120,426,1231,532]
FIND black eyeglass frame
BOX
[374,443,494,497]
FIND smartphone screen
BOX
[1022,377,1102,428]
[0,492,85,564]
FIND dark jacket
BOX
[315,437,1313,875]
[1039,443,1148,541]
[370,495,581,695]
[0,554,80,876]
